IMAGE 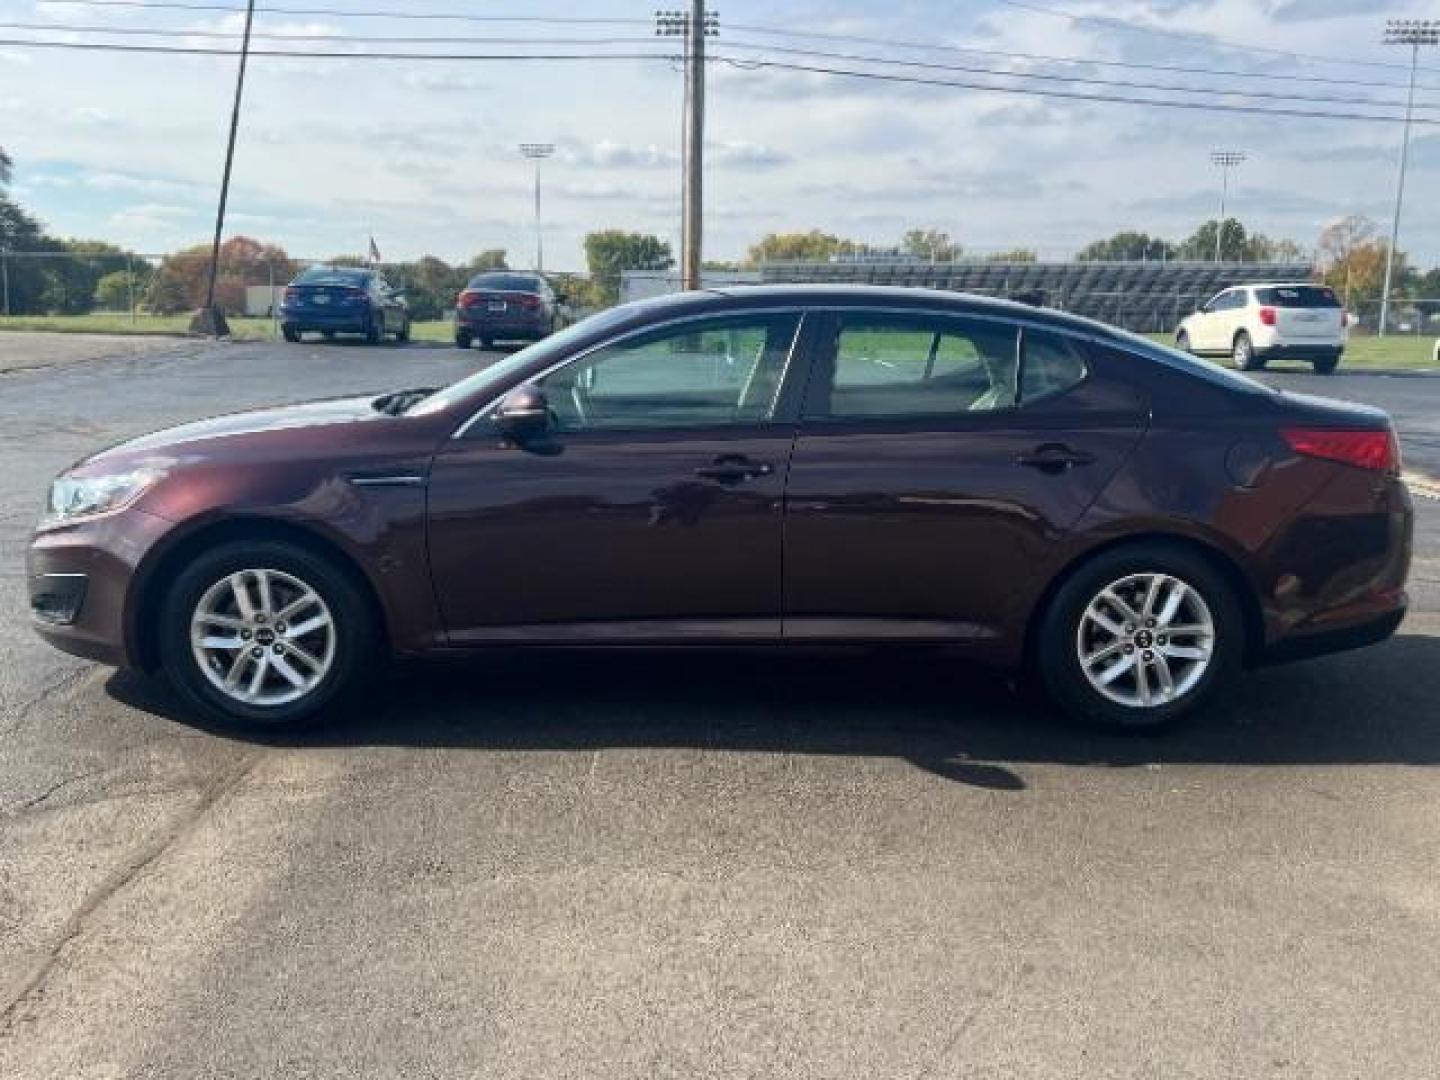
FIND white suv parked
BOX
[1176,283,1346,374]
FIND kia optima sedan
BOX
[454,271,559,349]
[28,286,1412,732]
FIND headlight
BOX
[39,468,164,529]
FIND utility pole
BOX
[1379,20,1438,337]
[657,6,718,290]
[195,0,256,337]
[1209,150,1246,264]
[519,143,554,274]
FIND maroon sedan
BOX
[28,286,1412,731]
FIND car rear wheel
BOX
[480,336,494,350]
[454,330,472,350]
[282,325,300,343]
[158,540,378,729]
[365,317,382,345]
[1037,543,1242,732]
[1233,331,1263,370]
[1313,350,1340,375]
[395,319,411,344]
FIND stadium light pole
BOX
[519,143,554,274]
[1209,150,1246,264]
[1378,20,1439,337]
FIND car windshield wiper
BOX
[372,388,440,417]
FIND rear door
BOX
[781,310,1148,655]
[1257,285,1344,344]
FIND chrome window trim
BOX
[452,306,811,439]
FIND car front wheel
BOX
[158,540,377,729]
[455,330,472,350]
[1037,543,1242,731]
[1175,330,1191,353]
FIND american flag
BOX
[368,236,381,264]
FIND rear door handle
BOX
[695,456,774,484]
[1016,444,1096,473]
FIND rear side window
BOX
[1256,286,1339,308]
[468,273,541,292]
[1021,330,1087,402]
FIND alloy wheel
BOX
[190,568,336,707]
[1075,572,1215,709]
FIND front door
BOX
[782,310,1147,658]
[427,310,808,643]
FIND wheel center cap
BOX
[255,627,276,646]
[1134,630,1154,648]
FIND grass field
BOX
[1,315,1435,370]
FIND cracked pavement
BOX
[1,335,1438,1078]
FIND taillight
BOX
[513,293,541,309]
[457,290,483,308]
[1258,306,1277,326]
[284,287,299,303]
[1282,428,1400,473]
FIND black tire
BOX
[321,330,335,340]
[1175,330,1191,353]
[157,539,379,730]
[1313,350,1341,375]
[1233,331,1264,371]
[454,330,472,350]
[395,319,411,344]
[365,315,383,345]
[282,325,301,343]
[480,336,494,350]
[1036,542,1244,733]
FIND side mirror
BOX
[493,385,551,442]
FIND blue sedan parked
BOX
[279,266,411,344]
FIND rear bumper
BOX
[1259,601,1405,665]
[456,312,548,338]
[278,305,372,332]
[1254,342,1344,361]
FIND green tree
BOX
[94,268,148,312]
[0,192,56,313]
[143,268,190,314]
[901,228,962,262]
[584,229,674,305]
[1176,218,1254,261]
[746,229,859,266]
[1077,231,1175,262]
[0,146,11,188]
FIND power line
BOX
[718,56,1440,126]
[714,38,1440,112]
[6,31,1440,125]
[7,25,1438,112]
[29,0,650,25]
[724,21,1440,95]
[0,37,669,61]
[991,0,1440,77]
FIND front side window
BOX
[536,313,801,432]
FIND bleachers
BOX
[757,260,1315,333]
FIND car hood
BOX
[79,394,392,469]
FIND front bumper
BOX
[27,508,174,668]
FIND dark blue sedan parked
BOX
[279,266,410,344]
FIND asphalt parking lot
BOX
[1,334,1438,1078]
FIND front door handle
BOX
[1016,443,1096,473]
[694,455,774,484]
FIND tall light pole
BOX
[657,6,718,290]
[195,0,257,337]
[519,143,554,275]
[1379,20,1438,337]
[1209,150,1246,264]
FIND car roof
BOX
[635,284,1131,341]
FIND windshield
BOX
[1106,326,1273,394]
[467,273,542,292]
[408,305,638,416]
[295,267,370,287]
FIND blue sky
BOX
[2,0,1439,269]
